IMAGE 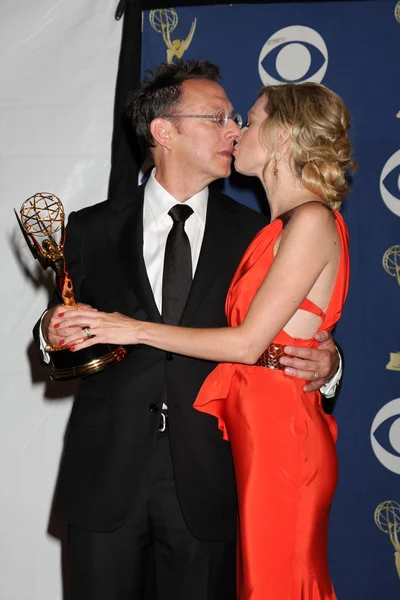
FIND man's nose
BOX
[225,120,241,141]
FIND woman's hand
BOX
[54,308,140,350]
[42,303,98,347]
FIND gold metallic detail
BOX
[255,343,287,370]
[387,352,400,372]
[50,346,128,381]
[374,500,400,579]
[14,193,76,306]
[382,246,400,371]
[149,8,196,64]
[14,192,128,380]
[395,1,400,25]
[382,245,400,285]
[45,343,72,352]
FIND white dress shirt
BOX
[39,168,341,397]
[144,169,208,313]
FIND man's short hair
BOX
[125,59,221,158]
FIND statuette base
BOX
[48,344,128,381]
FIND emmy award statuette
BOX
[387,352,400,371]
[382,245,400,285]
[15,192,128,381]
[375,500,400,579]
[382,245,400,371]
[149,8,196,64]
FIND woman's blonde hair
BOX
[258,82,357,209]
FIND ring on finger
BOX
[313,371,319,381]
[83,327,91,339]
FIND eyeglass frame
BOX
[160,108,243,130]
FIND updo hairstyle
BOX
[258,82,357,208]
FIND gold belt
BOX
[255,343,287,370]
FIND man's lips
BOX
[218,149,234,159]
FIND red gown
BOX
[194,210,349,599]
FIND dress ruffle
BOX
[194,363,238,441]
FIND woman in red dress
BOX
[62,82,356,599]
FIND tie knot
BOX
[168,204,193,224]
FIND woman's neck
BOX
[260,163,323,221]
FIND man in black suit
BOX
[36,60,340,600]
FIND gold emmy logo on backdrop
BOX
[387,352,400,371]
[149,8,196,64]
[14,193,128,381]
[395,1,400,24]
[375,501,400,579]
[382,245,400,370]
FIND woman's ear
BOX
[277,126,291,150]
[150,117,174,151]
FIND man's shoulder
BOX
[68,186,144,224]
[71,198,111,220]
[210,188,269,228]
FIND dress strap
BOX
[299,297,326,319]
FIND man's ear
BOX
[150,118,174,151]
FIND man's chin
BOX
[217,164,232,179]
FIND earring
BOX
[273,152,279,176]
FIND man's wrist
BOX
[320,348,342,398]
[39,311,51,364]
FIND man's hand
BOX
[279,330,339,392]
[41,303,97,348]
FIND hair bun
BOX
[258,82,357,208]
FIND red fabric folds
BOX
[194,211,349,599]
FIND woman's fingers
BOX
[55,311,101,331]
[54,310,137,348]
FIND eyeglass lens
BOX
[216,111,243,129]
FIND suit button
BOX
[149,404,158,412]
[166,352,174,361]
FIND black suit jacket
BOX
[34,185,268,540]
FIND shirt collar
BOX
[145,168,208,226]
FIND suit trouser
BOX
[68,432,236,600]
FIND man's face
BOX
[167,79,240,186]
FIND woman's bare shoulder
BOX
[285,201,337,234]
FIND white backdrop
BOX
[0,2,122,598]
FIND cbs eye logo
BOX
[258,25,328,86]
[380,150,400,217]
[371,398,400,474]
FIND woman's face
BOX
[233,96,269,178]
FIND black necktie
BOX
[162,204,194,325]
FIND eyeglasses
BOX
[161,109,243,129]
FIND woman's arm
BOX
[58,204,339,364]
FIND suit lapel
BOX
[179,188,237,326]
[105,186,240,326]
[106,186,162,323]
